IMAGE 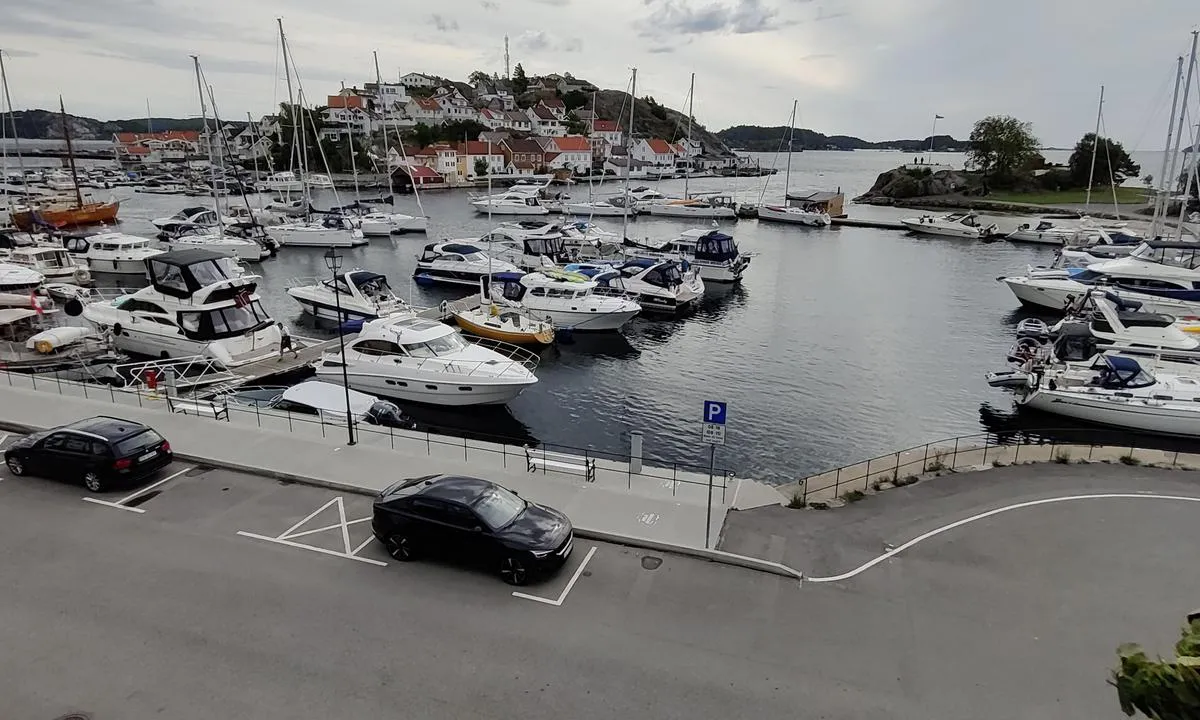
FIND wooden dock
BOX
[830,217,909,231]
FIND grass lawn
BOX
[986,186,1151,206]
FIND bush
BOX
[992,459,1005,467]
[1035,168,1074,191]
[808,501,829,510]
[925,451,947,473]
[1055,450,1072,464]
[896,475,919,487]
[786,491,806,509]
[1120,453,1141,466]
[840,489,865,503]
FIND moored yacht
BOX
[164,225,273,262]
[623,228,749,283]
[0,245,91,284]
[470,193,550,215]
[567,258,704,313]
[756,204,831,226]
[79,249,280,367]
[151,206,223,235]
[266,214,366,248]
[412,242,519,288]
[82,232,164,275]
[286,269,409,322]
[900,212,997,239]
[562,200,629,217]
[313,315,539,406]
[646,196,738,219]
[0,262,45,293]
[489,269,642,331]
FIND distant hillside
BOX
[717,125,966,153]
[591,90,733,156]
[5,109,232,141]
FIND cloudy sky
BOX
[1,0,1197,146]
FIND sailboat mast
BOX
[1084,85,1104,212]
[1162,31,1199,237]
[341,81,360,204]
[374,51,423,214]
[0,50,30,203]
[277,18,309,219]
[58,97,83,208]
[622,68,636,240]
[684,72,694,199]
[1152,57,1185,238]
[784,100,796,200]
[192,56,224,235]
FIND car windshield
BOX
[471,487,525,529]
[114,429,163,456]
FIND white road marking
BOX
[82,467,192,511]
[237,531,388,566]
[278,497,341,539]
[281,517,371,541]
[513,545,598,606]
[806,492,1200,584]
[81,498,146,514]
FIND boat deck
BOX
[199,336,340,394]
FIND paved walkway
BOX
[0,372,780,548]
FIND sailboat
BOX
[757,100,831,226]
[647,74,736,220]
[454,139,556,346]
[562,92,629,218]
[264,19,364,249]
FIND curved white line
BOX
[805,493,1200,584]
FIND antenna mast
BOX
[504,35,510,79]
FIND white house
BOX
[371,82,410,111]
[433,88,478,123]
[478,108,507,130]
[399,72,438,89]
[320,106,373,139]
[476,91,515,111]
[590,119,623,149]
[536,97,567,121]
[231,123,270,161]
[406,96,444,125]
[502,110,532,133]
[528,105,565,136]
[544,135,592,173]
[631,138,676,167]
[456,141,507,178]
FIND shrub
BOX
[992,459,1005,467]
[1054,450,1071,464]
[840,489,865,503]
[785,491,806,509]
[896,475,919,487]
[1120,453,1141,466]
[808,501,829,510]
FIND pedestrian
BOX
[277,321,297,361]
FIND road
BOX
[2,439,1197,719]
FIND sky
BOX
[1,0,1198,147]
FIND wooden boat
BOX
[453,303,555,346]
[11,199,120,230]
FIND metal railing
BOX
[796,428,1200,504]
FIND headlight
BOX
[531,549,552,559]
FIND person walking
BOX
[277,321,298,361]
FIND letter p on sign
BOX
[703,400,727,425]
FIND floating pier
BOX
[831,217,909,231]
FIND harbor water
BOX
[18,149,1168,483]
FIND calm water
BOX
[37,150,1168,482]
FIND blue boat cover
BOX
[441,243,482,254]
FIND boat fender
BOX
[34,340,55,354]
[112,323,123,337]
[440,300,449,316]
[64,298,83,317]
[73,267,89,284]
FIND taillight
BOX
[161,441,171,453]
[113,458,132,470]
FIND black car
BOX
[372,474,573,586]
[4,416,173,492]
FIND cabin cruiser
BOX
[486,233,572,270]
[412,242,519,288]
[0,263,46,294]
[314,315,539,406]
[355,210,428,235]
[1001,240,1200,315]
[216,381,412,429]
[566,258,704,313]
[756,204,832,226]
[83,233,164,275]
[623,228,749,283]
[489,269,642,331]
[151,206,223,236]
[266,214,366,248]
[164,225,273,262]
[470,181,547,204]
[80,249,280,367]
[262,171,334,193]
[1006,219,1143,246]
[615,186,673,210]
[562,200,629,217]
[900,212,997,239]
[470,193,550,215]
[646,196,738,219]
[0,246,90,285]
[1018,355,1200,438]
[286,270,409,322]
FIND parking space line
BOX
[280,517,371,541]
[236,531,388,566]
[82,467,192,513]
[512,546,597,607]
[236,496,386,567]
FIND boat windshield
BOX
[402,332,468,357]
[1130,243,1200,270]
[178,301,271,339]
[525,236,564,256]
[471,487,525,529]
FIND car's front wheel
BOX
[5,454,26,476]
[83,471,104,493]
[385,533,415,561]
[500,555,530,586]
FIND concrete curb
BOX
[0,419,805,582]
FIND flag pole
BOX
[927,114,942,163]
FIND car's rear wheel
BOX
[6,455,26,476]
[500,555,529,586]
[385,534,415,561]
[83,471,104,493]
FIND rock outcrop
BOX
[853,167,979,205]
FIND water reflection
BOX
[403,402,539,447]
[978,401,1199,454]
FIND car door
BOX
[59,434,97,479]
[440,502,491,560]
[408,498,453,550]
[34,432,75,479]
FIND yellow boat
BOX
[453,304,555,345]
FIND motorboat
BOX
[218,380,412,429]
[82,232,164,275]
[412,242,519,288]
[562,200,630,217]
[164,226,273,262]
[0,245,91,285]
[566,258,704,313]
[0,262,46,293]
[489,269,641,331]
[900,212,997,239]
[79,248,281,367]
[1006,219,1143,246]
[356,210,428,236]
[261,171,304,193]
[266,214,366,248]
[486,232,572,271]
[623,228,749,283]
[44,171,76,192]
[470,193,550,215]
[151,206,223,235]
[313,315,539,406]
[470,182,547,204]
[1001,240,1200,315]
[616,186,673,210]
[137,181,188,195]
[1018,354,1200,437]
[0,309,124,374]
[756,204,831,226]
[646,196,738,219]
[286,269,409,322]
[453,299,556,346]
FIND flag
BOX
[934,114,945,119]
[29,292,43,315]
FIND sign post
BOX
[701,400,726,549]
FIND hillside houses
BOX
[113,130,201,164]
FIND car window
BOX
[43,433,67,450]
[64,437,90,453]
[91,442,110,456]
[441,503,479,529]
[114,429,163,456]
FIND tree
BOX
[512,63,529,94]
[1067,133,1141,188]
[473,157,489,177]
[266,102,327,173]
[966,115,1040,187]
[468,70,492,88]
[408,122,437,148]
[1111,619,1200,719]
[562,90,589,112]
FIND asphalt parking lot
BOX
[3,432,1198,719]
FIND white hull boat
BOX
[647,202,737,219]
[756,205,831,226]
[900,212,996,239]
[413,242,520,288]
[267,219,365,248]
[358,212,428,235]
[562,201,629,217]
[0,246,91,285]
[489,269,642,331]
[165,231,271,262]
[84,233,164,276]
[471,196,550,215]
[287,269,409,322]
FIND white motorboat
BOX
[471,193,550,215]
[412,242,519,288]
[313,315,539,406]
[216,380,412,429]
[1001,240,1200,315]
[622,187,673,208]
[567,258,704,313]
[0,262,45,293]
[356,211,428,236]
[756,204,831,226]
[1018,354,1200,437]
[486,232,572,271]
[164,227,272,262]
[0,246,90,284]
[82,233,164,276]
[262,171,303,193]
[1006,219,1143,246]
[646,197,738,219]
[470,182,547,204]
[900,212,997,239]
[152,206,223,235]
[0,311,124,374]
[623,228,750,283]
[286,269,409,322]
[489,269,641,331]
[562,200,629,217]
[266,215,366,248]
[79,248,281,367]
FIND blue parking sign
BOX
[703,400,727,425]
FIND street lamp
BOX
[324,246,355,446]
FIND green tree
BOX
[562,90,589,111]
[1111,619,1200,719]
[1068,133,1141,188]
[408,122,437,148]
[473,158,489,177]
[468,70,492,88]
[966,115,1040,187]
[512,63,529,94]
[266,102,327,173]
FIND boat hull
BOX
[647,205,737,219]
[900,220,980,238]
[315,368,533,406]
[471,203,549,215]
[533,307,640,331]
[1022,389,1200,438]
[562,203,629,217]
[288,294,381,322]
[756,206,831,226]
[267,225,365,247]
[454,311,555,345]
[87,257,153,276]
[12,200,120,230]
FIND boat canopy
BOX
[490,272,528,302]
[1098,355,1155,389]
[281,380,377,416]
[524,236,565,257]
[694,231,738,261]
[440,243,482,255]
[147,249,237,298]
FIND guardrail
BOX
[795,428,1200,504]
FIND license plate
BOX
[138,450,157,462]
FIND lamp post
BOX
[324,246,355,446]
